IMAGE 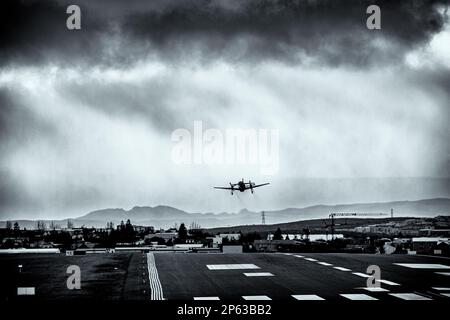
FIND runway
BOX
[153,252,450,301]
[1,252,450,302]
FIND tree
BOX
[178,223,188,243]
[6,221,12,230]
[67,219,74,229]
[13,222,20,231]
[273,228,283,240]
[36,220,46,231]
[125,219,135,242]
[49,221,57,230]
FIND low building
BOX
[254,239,297,252]
[133,225,155,234]
[412,237,450,255]
[219,233,241,241]
[152,230,178,241]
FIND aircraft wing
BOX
[214,187,234,190]
[249,183,270,189]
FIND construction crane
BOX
[327,212,390,239]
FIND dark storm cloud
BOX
[123,0,448,66]
[0,0,448,67]
[0,0,110,67]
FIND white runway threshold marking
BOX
[242,295,272,300]
[340,294,378,301]
[436,272,450,276]
[194,296,220,300]
[243,272,274,277]
[357,287,389,292]
[394,263,450,269]
[432,287,450,291]
[146,253,164,300]
[389,293,432,301]
[207,264,260,270]
[292,294,325,301]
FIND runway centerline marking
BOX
[352,272,371,278]
[334,267,351,271]
[377,279,400,286]
[340,294,378,301]
[292,294,325,300]
[394,263,450,269]
[432,287,450,291]
[146,253,164,300]
[194,296,220,300]
[389,293,432,301]
[243,272,274,277]
[207,264,260,270]
[293,255,304,258]
[304,258,318,262]
[242,295,272,300]
[317,262,333,266]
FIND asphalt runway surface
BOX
[1,252,450,302]
[154,252,450,301]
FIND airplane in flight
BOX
[214,179,270,195]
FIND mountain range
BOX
[1,198,449,230]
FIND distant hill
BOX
[206,217,410,234]
[1,198,449,230]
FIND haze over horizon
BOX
[1,1,449,220]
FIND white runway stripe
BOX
[432,287,450,291]
[352,272,371,278]
[441,293,450,298]
[194,296,220,300]
[389,293,432,301]
[242,295,272,300]
[292,294,325,300]
[304,258,318,262]
[334,267,351,271]
[293,255,304,258]
[377,279,400,286]
[146,253,164,300]
[243,272,274,277]
[207,264,260,270]
[317,262,333,266]
[435,272,450,276]
[340,294,378,301]
[357,287,389,292]
[394,263,450,269]
[17,287,35,296]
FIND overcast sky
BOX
[0,0,449,220]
